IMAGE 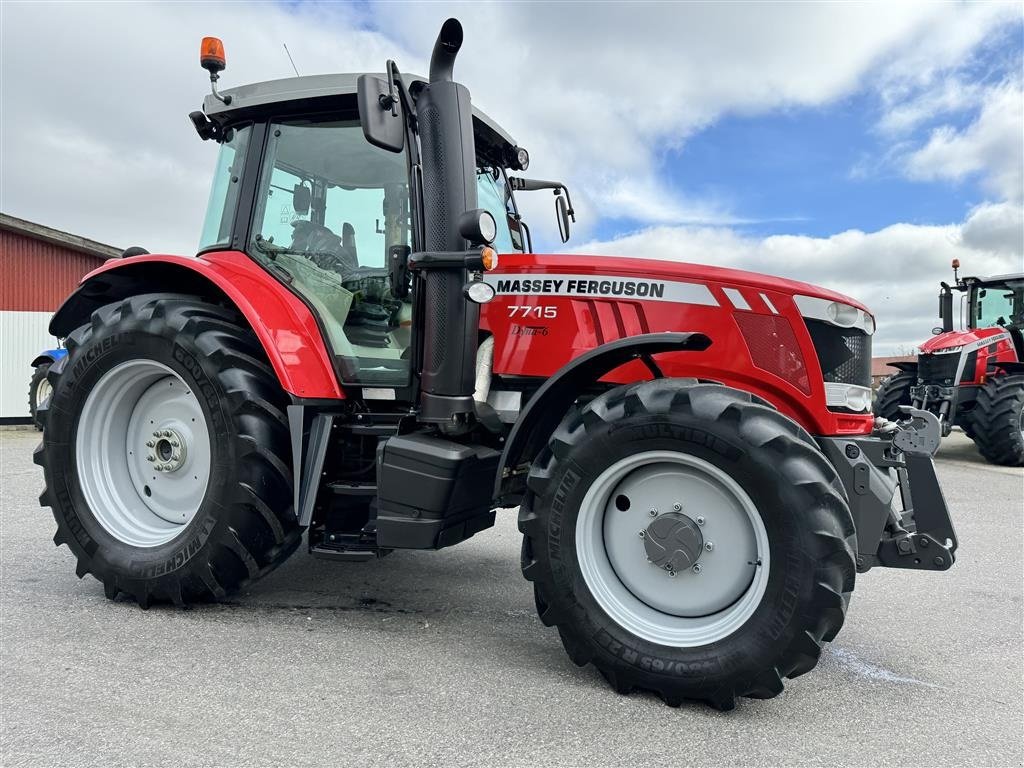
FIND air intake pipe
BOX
[416,18,481,423]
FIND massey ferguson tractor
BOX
[36,20,959,710]
[875,260,1024,466]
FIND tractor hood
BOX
[495,253,871,313]
[919,326,1008,354]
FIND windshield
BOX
[198,124,251,251]
[249,116,414,385]
[972,280,1024,329]
[476,167,525,252]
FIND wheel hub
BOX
[146,428,188,473]
[642,512,703,574]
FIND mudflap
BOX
[818,408,958,573]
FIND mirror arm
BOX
[510,177,576,222]
[520,220,533,254]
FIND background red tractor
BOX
[36,19,957,709]
[874,261,1024,466]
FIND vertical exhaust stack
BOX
[417,18,481,423]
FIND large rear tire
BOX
[37,294,303,606]
[967,374,1024,466]
[873,370,915,421]
[519,381,856,710]
[29,363,52,431]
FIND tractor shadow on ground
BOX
[230,531,530,619]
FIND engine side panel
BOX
[480,255,873,436]
[51,251,344,400]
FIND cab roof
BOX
[203,73,518,155]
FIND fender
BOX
[889,361,918,373]
[30,348,67,368]
[49,250,344,399]
[494,332,711,505]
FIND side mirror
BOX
[389,244,411,299]
[556,195,571,243]
[357,74,405,153]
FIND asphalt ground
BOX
[1,427,1022,767]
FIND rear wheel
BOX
[37,294,303,605]
[968,374,1024,466]
[28,363,52,431]
[873,370,915,421]
[519,381,856,709]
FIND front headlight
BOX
[794,295,874,335]
[824,383,872,412]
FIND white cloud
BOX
[2,1,1017,251]
[902,80,1024,202]
[571,203,1023,355]
[0,0,1019,357]
[0,2,421,254]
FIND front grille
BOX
[917,352,959,386]
[735,314,811,394]
[804,319,871,387]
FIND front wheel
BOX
[28,363,52,430]
[873,370,915,421]
[967,374,1024,466]
[519,381,856,709]
[37,294,303,606]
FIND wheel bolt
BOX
[155,466,164,472]
[696,516,705,526]
[692,564,702,574]
[171,453,180,462]
[705,542,714,552]
[145,440,155,448]
[673,503,682,512]
[162,430,171,438]
[638,530,646,538]
[649,509,658,517]
[170,440,180,448]
[667,569,676,578]
[152,431,160,438]
[146,455,155,462]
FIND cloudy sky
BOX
[2,1,1022,354]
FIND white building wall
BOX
[0,310,59,419]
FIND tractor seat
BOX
[290,220,358,275]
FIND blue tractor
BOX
[29,346,66,430]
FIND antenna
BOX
[283,43,300,77]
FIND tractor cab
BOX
[964,274,1024,356]
[191,72,530,389]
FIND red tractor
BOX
[37,20,958,709]
[875,261,1024,466]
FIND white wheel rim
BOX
[35,376,52,407]
[576,450,770,647]
[75,360,212,547]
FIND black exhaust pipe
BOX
[939,283,954,333]
[416,18,481,423]
[429,18,463,83]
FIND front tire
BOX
[873,370,915,421]
[29,363,52,430]
[37,294,303,606]
[967,374,1024,466]
[519,381,856,709]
